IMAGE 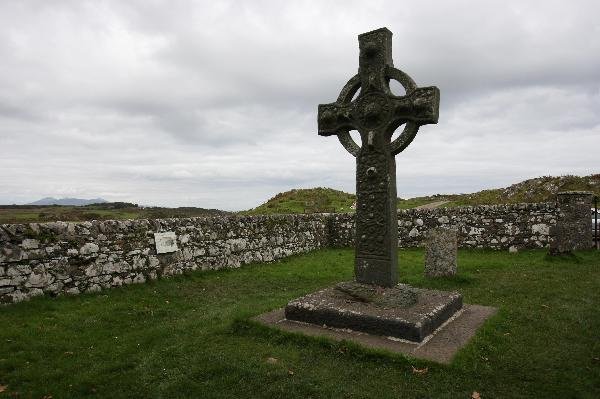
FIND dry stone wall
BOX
[1,203,559,304]
[329,202,557,250]
[0,215,329,304]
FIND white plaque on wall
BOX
[154,232,178,254]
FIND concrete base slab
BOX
[253,304,497,364]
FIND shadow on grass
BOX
[228,317,436,369]
[543,251,583,263]
[402,273,477,291]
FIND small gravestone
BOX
[154,232,178,254]
[549,191,593,255]
[425,227,457,277]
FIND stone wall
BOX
[0,202,559,304]
[329,202,557,250]
[0,214,329,304]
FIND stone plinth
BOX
[425,227,457,277]
[256,304,497,364]
[550,191,593,255]
[285,282,462,342]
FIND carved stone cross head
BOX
[318,27,439,157]
[317,28,440,287]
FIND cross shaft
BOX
[317,28,440,286]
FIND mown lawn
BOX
[1,249,599,398]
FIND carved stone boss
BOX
[318,27,440,287]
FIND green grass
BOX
[443,174,600,207]
[242,174,600,215]
[241,187,446,215]
[1,248,599,398]
[396,197,440,209]
[242,187,357,215]
[0,204,227,224]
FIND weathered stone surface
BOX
[26,267,54,287]
[317,27,439,287]
[285,282,462,342]
[21,239,39,249]
[283,28,476,344]
[550,191,593,254]
[1,245,22,263]
[258,305,497,364]
[154,231,178,254]
[335,281,418,308]
[80,243,99,255]
[425,227,457,277]
[328,202,557,250]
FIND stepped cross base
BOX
[271,28,488,358]
[256,303,496,364]
[284,282,463,342]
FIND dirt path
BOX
[414,200,450,210]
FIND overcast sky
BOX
[0,0,598,210]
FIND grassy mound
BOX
[242,187,356,215]
[243,174,600,215]
[445,174,600,206]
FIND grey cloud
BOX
[0,0,598,210]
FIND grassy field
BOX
[1,248,599,398]
[396,197,441,209]
[0,194,435,224]
[0,204,228,225]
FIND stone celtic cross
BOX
[318,27,440,287]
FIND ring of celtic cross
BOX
[334,66,420,157]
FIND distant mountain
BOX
[27,197,108,206]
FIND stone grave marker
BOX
[316,27,440,287]
[282,28,468,343]
[550,191,593,255]
[425,227,458,277]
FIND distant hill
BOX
[439,174,600,207]
[27,197,108,206]
[243,174,600,215]
[242,187,356,215]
